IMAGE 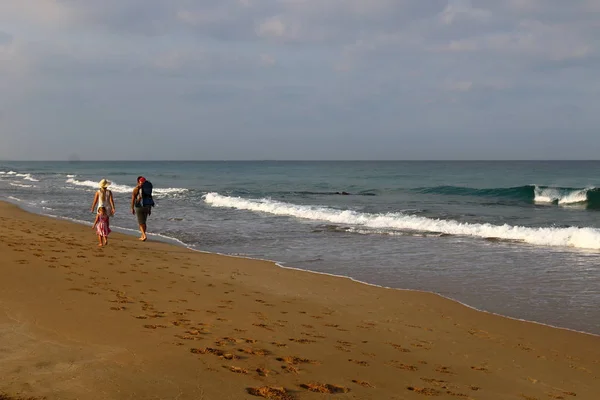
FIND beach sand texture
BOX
[0,201,598,400]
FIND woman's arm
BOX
[91,191,99,212]
[109,191,116,215]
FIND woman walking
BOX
[91,178,116,222]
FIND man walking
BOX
[131,176,154,241]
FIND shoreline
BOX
[5,197,598,338]
[1,200,599,399]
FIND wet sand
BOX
[0,201,598,400]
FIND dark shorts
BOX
[135,206,151,225]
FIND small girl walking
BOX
[93,206,112,246]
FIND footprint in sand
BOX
[407,386,441,396]
[256,367,270,377]
[352,380,374,388]
[301,332,325,339]
[387,361,418,371]
[435,366,454,375]
[517,343,534,351]
[289,338,316,344]
[226,366,249,374]
[246,386,294,400]
[238,348,272,356]
[215,337,239,346]
[300,383,350,394]
[546,391,577,399]
[411,341,433,350]
[175,333,203,341]
[253,323,274,331]
[388,343,411,352]
[276,356,319,369]
[190,347,239,360]
[281,364,299,374]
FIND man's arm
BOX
[131,187,139,214]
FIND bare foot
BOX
[139,237,147,241]
[98,244,103,247]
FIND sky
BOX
[0,0,599,160]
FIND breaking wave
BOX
[414,185,600,209]
[65,178,188,196]
[203,192,600,250]
[0,171,39,182]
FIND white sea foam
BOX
[0,171,39,181]
[15,173,39,182]
[534,185,589,205]
[7,196,22,201]
[10,182,34,188]
[347,227,444,237]
[65,178,188,196]
[204,192,600,250]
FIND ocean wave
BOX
[16,173,39,182]
[289,190,377,196]
[65,177,188,196]
[203,192,600,250]
[0,171,39,182]
[10,182,34,188]
[414,185,600,209]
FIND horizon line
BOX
[1,159,600,163]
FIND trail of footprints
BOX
[4,228,582,400]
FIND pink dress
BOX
[96,214,111,237]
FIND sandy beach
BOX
[0,201,598,400]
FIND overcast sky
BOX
[0,0,599,160]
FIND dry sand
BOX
[0,201,598,400]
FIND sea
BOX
[1,161,599,335]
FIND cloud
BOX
[260,54,276,66]
[0,0,599,160]
[434,19,595,61]
[439,0,491,25]
[0,1,69,27]
[445,80,473,92]
[256,16,287,38]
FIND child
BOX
[92,206,112,247]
